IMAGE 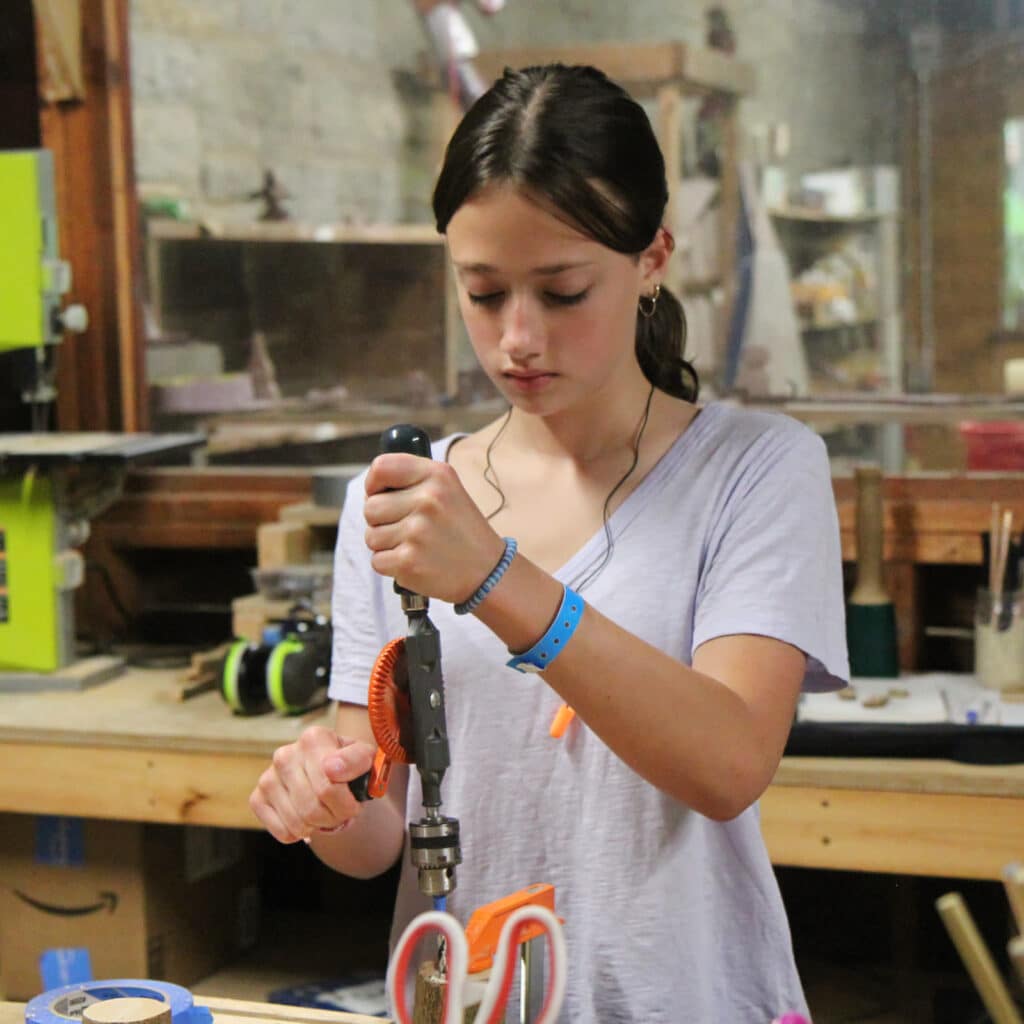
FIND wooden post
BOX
[413,961,479,1024]
[716,97,740,377]
[36,0,147,431]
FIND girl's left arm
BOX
[474,555,806,821]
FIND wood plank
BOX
[901,37,1011,396]
[0,668,328,755]
[98,494,311,524]
[123,468,314,496]
[198,997,388,1024]
[148,219,441,246]
[0,999,386,1024]
[772,756,1024,798]
[89,522,262,549]
[277,501,344,527]
[761,785,1024,880]
[0,742,267,827]
[473,41,754,96]
[39,0,143,430]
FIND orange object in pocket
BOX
[549,703,575,738]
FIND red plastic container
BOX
[959,420,1024,470]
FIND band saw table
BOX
[0,432,202,690]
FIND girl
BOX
[250,63,848,1021]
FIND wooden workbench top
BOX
[1,997,386,1024]
[0,668,330,757]
[2,668,1023,800]
[773,753,1024,798]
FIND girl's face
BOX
[445,184,667,416]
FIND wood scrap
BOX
[414,960,479,1023]
[178,643,232,700]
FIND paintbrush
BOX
[1011,935,1024,986]
[995,509,1014,629]
[936,892,1023,1024]
[1005,862,1024,936]
[990,502,1002,598]
[846,464,899,677]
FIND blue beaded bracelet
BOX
[454,537,518,615]
[506,585,585,674]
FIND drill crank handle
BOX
[348,772,372,802]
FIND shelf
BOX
[473,41,755,98]
[147,218,443,246]
[769,206,887,225]
[734,394,1024,425]
[801,318,878,332]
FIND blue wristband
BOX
[506,585,585,674]
[454,537,518,615]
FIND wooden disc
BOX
[83,997,172,1024]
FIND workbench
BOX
[0,997,382,1024]
[0,668,1021,880]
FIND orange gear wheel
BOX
[366,638,414,798]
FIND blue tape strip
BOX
[35,817,84,867]
[39,949,92,991]
[25,980,199,1024]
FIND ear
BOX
[638,226,674,292]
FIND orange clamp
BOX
[464,883,559,975]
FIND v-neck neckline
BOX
[442,401,722,585]
[553,401,719,585]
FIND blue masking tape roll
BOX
[25,980,213,1024]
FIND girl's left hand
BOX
[363,452,507,605]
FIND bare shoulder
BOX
[445,414,510,475]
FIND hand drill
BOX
[350,424,462,902]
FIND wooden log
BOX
[257,521,312,569]
[83,999,170,1024]
[414,960,479,1024]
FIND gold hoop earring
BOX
[638,283,661,319]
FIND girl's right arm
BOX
[248,701,408,879]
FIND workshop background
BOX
[3,0,1024,1022]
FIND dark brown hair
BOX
[433,63,698,402]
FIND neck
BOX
[507,374,659,466]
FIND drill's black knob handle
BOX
[380,425,432,603]
[380,424,432,459]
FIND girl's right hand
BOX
[249,725,376,843]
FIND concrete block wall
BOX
[131,1,904,227]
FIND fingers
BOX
[365,452,429,497]
[248,728,374,843]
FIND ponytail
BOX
[635,284,699,402]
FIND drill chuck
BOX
[410,814,462,897]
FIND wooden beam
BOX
[474,41,754,97]
[37,0,146,431]
[761,785,1024,880]
[0,742,267,829]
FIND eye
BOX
[544,289,589,307]
[467,291,504,306]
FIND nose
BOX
[499,294,544,362]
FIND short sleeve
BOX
[692,425,849,692]
[327,471,392,704]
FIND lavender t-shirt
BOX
[329,401,848,1022]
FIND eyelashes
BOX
[467,289,590,308]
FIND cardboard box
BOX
[0,815,259,1000]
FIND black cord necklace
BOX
[482,383,657,592]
